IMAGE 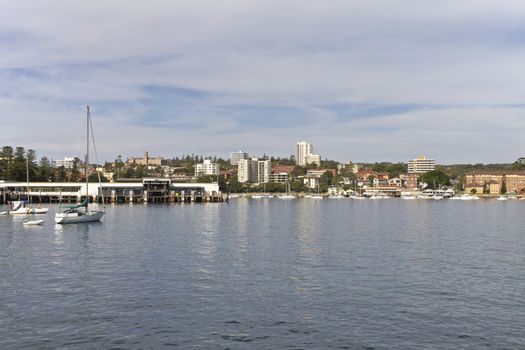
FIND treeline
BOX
[0,146,82,182]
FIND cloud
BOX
[1,0,525,163]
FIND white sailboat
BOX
[55,106,105,224]
[278,181,295,199]
[9,158,48,214]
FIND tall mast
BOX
[86,106,90,204]
[26,155,29,203]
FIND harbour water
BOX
[0,199,524,349]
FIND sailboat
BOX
[9,157,49,214]
[252,182,274,199]
[55,106,105,224]
[278,180,295,199]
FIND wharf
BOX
[0,178,224,204]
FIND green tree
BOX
[37,156,53,181]
[320,170,334,187]
[70,157,81,182]
[418,170,451,189]
[501,181,507,194]
[0,146,14,179]
[227,176,243,193]
[13,147,26,181]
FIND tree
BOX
[70,157,81,182]
[501,181,507,194]
[320,170,334,187]
[38,156,53,181]
[0,146,14,179]
[471,188,477,194]
[418,170,451,189]
[227,176,244,193]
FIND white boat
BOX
[349,195,366,200]
[451,194,479,201]
[304,194,323,199]
[252,194,273,199]
[278,195,296,199]
[433,196,444,200]
[9,156,49,215]
[0,211,8,215]
[23,219,44,226]
[401,195,416,200]
[328,195,345,199]
[228,194,240,198]
[278,181,296,199]
[55,106,105,224]
[496,196,508,201]
[7,200,49,215]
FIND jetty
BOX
[0,178,223,204]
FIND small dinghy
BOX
[23,219,44,226]
[0,211,8,215]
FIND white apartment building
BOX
[230,150,248,166]
[296,141,321,166]
[238,157,271,183]
[54,157,76,169]
[195,159,219,177]
[408,156,435,174]
[305,154,321,167]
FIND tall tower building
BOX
[229,151,248,166]
[296,141,314,166]
[296,141,320,166]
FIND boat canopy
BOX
[65,197,89,209]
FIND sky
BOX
[1,0,525,164]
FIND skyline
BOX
[1,1,525,163]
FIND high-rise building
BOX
[408,156,435,174]
[54,157,76,169]
[296,141,321,166]
[237,157,271,183]
[230,151,248,166]
[195,159,219,177]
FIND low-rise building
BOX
[269,172,289,183]
[127,151,164,167]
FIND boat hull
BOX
[55,211,104,224]
[10,207,49,215]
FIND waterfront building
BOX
[465,171,525,194]
[517,157,525,164]
[408,156,435,174]
[127,151,164,167]
[230,151,248,166]
[195,159,219,177]
[238,157,271,184]
[296,141,321,166]
[54,157,76,169]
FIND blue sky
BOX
[1,0,525,163]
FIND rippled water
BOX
[0,199,524,349]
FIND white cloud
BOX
[1,0,524,163]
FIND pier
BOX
[0,178,223,204]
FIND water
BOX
[0,199,524,349]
